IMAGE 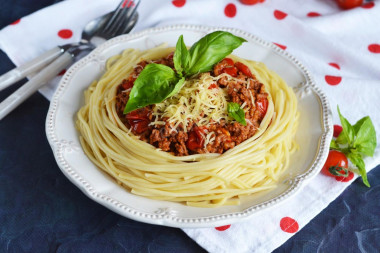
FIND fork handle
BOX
[0,46,64,92]
[0,52,73,120]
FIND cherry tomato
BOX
[335,0,363,9]
[222,66,238,77]
[130,120,149,134]
[235,62,253,78]
[214,58,234,76]
[222,58,234,66]
[321,150,348,177]
[333,124,343,138]
[256,98,268,119]
[335,171,354,182]
[186,126,205,151]
[239,0,265,5]
[126,108,150,134]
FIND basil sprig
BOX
[330,106,377,187]
[185,32,247,77]
[227,102,247,126]
[173,35,190,76]
[123,64,184,113]
[123,31,246,114]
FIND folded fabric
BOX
[0,0,379,252]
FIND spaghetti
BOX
[76,44,299,207]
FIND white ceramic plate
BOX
[46,25,332,228]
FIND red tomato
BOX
[208,83,218,89]
[222,58,234,66]
[222,66,238,77]
[239,0,265,5]
[130,120,149,134]
[126,108,150,134]
[321,150,349,177]
[186,126,205,151]
[235,62,253,78]
[256,98,268,119]
[333,124,343,138]
[214,58,235,76]
[335,171,354,182]
[335,0,363,9]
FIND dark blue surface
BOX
[1,1,379,252]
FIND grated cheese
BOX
[249,90,255,107]
[150,73,234,132]
[204,131,216,146]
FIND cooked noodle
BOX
[76,44,299,207]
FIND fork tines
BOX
[103,0,140,38]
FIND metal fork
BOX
[84,0,139,47]
[0,0,140,120]
[101,0,140,39]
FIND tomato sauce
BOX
[115,55,269,156]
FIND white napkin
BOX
[1,0,379,252]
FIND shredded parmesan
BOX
[249,90,255,107]
[204,131,216,146]
[247,78,251,89]
[150,73,233,132]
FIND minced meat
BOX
[115,54,268,156]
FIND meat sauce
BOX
[115,54,269,156]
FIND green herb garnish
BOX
[123,31,246,114]
[227,102,247,126]
[123,64,184,114]
[185,32,246,77]
[330,106,377,187]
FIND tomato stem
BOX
[329,166,349,177]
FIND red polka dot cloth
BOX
[1,0,379,252]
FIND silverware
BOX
[0,1,138,92]
[0,0,140,120]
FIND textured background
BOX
[0,0,379,252]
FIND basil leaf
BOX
[124,63,180,114]
[336,106,355,145]
[186,31,246,77]
[330,139,339,149]
[173,35,190,76]
[353,116,377,157]
[347,152,370,187]
[227,102,247,126]
[167,77,185,98]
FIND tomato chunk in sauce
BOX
[115,55,269,156]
